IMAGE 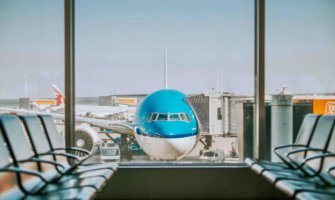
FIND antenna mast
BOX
[164,48,168,89]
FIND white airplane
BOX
[31,85,136,122]
[30,85,65,112]
[76,105,135,122]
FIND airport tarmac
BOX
[119,155,239,164]
[99,135,240,164]
[90,154,240,166]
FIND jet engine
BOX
[74,125,102,156]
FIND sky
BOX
[0,0,334,98]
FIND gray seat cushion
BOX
[296,191,335,200]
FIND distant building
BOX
[99,94,147,106]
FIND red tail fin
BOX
[51,85,64,106]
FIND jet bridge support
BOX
[120,134,132,159]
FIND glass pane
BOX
[183,113,191,122]
[0,1,64,100]
[150,113,158,121]
[169,114,180,121]
[75,0,254,164]
[0,0,67,171]
[266,0,335,161]
[157,114,168,121]
[0,1,64,126]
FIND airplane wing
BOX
[75,116,135,135]
[0,107,135,135]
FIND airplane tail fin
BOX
[51,84,64,106]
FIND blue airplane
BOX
[134,89,199,160]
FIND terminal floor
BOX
[96,164,289,199]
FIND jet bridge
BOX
[187,92,235,136]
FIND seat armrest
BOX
[38,151,84,163]
[282,147,325,176]
[273,144,307,152]
[53,147,91,155]
[0,167,48,183]
[273,150,299,169]
[327,160,335,173]
[286,147,324,158]
[17,157,66,170]
[301,152,335,167]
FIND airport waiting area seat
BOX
[246,114,335,199]
[36,115,118,175]
[0,114,118,200]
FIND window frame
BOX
[65,0,266,162]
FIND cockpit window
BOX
[185,114,190,122]
[147,113,158,122]
[151,113,158,120]
[148,113,190,122]
[169,114,181,121]
[157,114,168,121]
[180,113,190,122]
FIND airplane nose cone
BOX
[134,130,198,160]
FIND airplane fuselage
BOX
[134,89,199,160]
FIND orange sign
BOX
[313,99,335,115]
[114,98,137,106]
[33,99,57,105]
